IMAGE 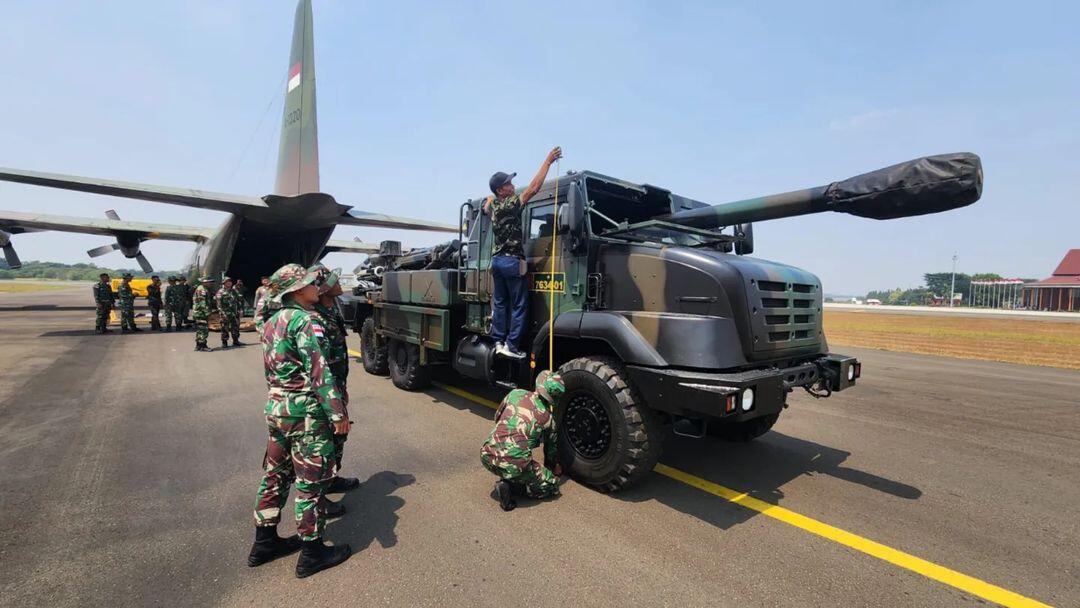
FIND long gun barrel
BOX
[662,153,982,229]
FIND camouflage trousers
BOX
[253,415,335,540]
[119,304,136,331]
[332,380,349,472]
[163,305,178,330]
[219,313,240,343]
[179,305,191,327]
[193,317,209,346]
[480,451,560,498]
[148,303,161,330]
[95,303,112,331]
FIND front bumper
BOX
[625,354,860,420]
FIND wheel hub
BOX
[564,393,612,460]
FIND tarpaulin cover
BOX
[826,153,982,220]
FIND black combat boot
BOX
[233,339,245,347]
[495,480,517,512]
[295,539,352,578]
[327,476,360,493]
[247,526,302,567]
[221,340,230,349]
[321,498,346,519]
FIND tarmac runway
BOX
[0,286,1076,607]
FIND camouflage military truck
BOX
[339,153,983,492]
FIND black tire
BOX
[360,317,388,376]
[556,357,664,492]
[707,413,779,442]
[388,338,430,391]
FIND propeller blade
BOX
[2,243,21,269]
[105,209,121,221]
[135,252,153,273]
[87,243,120,258]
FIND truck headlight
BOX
[847,366,855,381]
[741,388,754,411]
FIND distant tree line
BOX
[0,261,179,281]
[866,272,1037,305]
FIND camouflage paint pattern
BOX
[164,279,183,330]
[253,285,271,333]
[118,281,136,331]
[92,280,115,331]
[480,388,560,498]
[314,301,350,471]
[252,414,334,540]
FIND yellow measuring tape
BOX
[547,158,560,372]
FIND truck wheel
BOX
[707,413,779,442]
[360,318,388,376]
[557,357,663,492]
[388,339,430,391]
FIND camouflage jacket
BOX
[215,286,243,317]
[482,389,559,467]
[261,303,345,421]
[314,302,349,375]
[192,285,211,319]
[118,282,135,306]
[92,281,115,305]
[146,284,162,306]
[164,284,178,307]
[253,286,270,318]
[184,284,195,305]
[490,194,524,258]
[256,291,282,322]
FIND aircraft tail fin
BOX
[274,0,319,196]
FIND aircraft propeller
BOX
[86,210,154,272]
[0,230,22,269]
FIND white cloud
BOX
[829,108,900,132]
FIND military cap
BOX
[269,263,319,304]
[308,264,341,295]
[489,171,516,194]
[535,370,566,404]
[199,276,216,283]
[221,275,233,283]
[121,272,134,279]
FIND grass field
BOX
[824,311,1080,370]
[0,281,82,293]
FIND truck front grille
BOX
[750,279,822,353]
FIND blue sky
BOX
[1,1,1076,294]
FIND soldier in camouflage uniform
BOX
[248,263,353,578]
[92,272,115,334]
[178,276,192,329]
[484,146,562,359]
[118,272,140,333]
[163,277,178,331]
[215,276,244,348]
[146,275,163,331]
[310,265,360,493]
[192,277,215,351]
[481,370,565,511]
[253,276,271,334]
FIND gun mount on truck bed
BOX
[337,153,982,492]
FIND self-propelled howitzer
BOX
[662,152,982,229]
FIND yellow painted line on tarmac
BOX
[429,381,1051,608]
[348,349,362,358]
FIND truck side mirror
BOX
[734,222,754,255]
[558,182,585,236]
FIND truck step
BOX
[494,380,518,390]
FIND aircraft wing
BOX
[0,210,213,242]
[0,167,268,214]
[337,208,459,233]
[323,238,380,254]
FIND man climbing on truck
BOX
[484,145,562,359]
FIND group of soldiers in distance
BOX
[91,271,251,351]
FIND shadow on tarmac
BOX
[329,471,415,551]
[420,375,921,531]
[0,304,97,311]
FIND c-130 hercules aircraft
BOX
[0,0,456,289]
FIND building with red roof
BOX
[1022,249,1080,312]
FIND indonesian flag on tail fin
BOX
[287,62,302,93]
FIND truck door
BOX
[525,189,586,335]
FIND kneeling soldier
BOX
[481,370,565,511]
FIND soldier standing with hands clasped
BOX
[248,263,352,578]
[192,277,214,351]
[484,146,562,359]
[215,276,244,348]
[481,370,565,511]
[92,272,115,334]
[118,272,139,333]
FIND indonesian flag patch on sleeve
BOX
[312,323,325,338]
